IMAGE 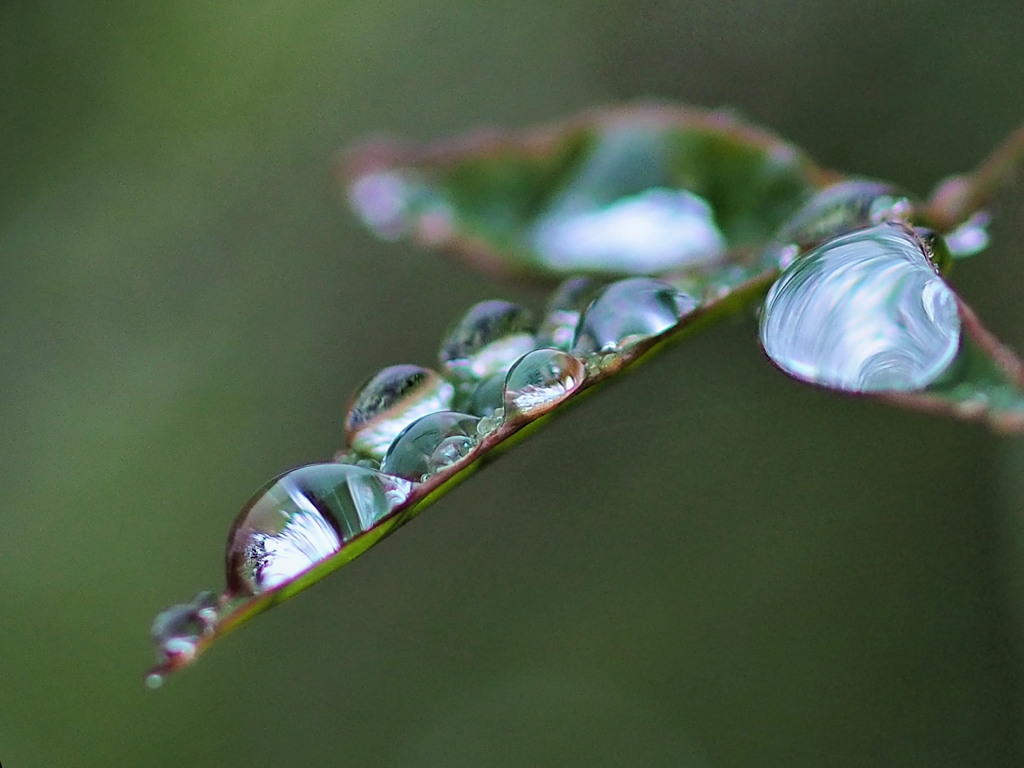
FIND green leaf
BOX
[148,104,1024,686]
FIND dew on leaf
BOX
[503,348,586,418]
[759,222,961,392]
[380,411,482,481]
[148,590,220,686]
[942,211,990,258]
[226,463,413,595]
[345,364,455,460]
[438,300,536,381]
[464,372,506,418]
[537,276,606,351]
[571,277,699,356]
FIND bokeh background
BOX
[2,2,1023,766]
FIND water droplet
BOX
[438,300,536,381]
[503,348,586,418]
[531,188,726,273]
[571,277,699,356]
[380,411,481,482]
[226,464,413,595]
[537,276,606,351]
[345,364,455,460]
[943,211,990,258]
[150,590,220,670]
[465,372,506,417]
[764,179,914,267]
[759,222,961,392]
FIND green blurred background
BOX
[2,2,1023,765]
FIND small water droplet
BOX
[150,590,220,670]
[476,410,505,437]
[345,364,455,460]
[438,300,536,381]
[571,277,699,356]
[759,222,961,392]
[380,411,482,481]
[531,188,726,273]
[503,348,586,418]
[537,277,606,351]
[764,180,913,267]
[943,211,990,258]
[226,464,413,595]
[465,372,506,417]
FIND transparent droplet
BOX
[149,590,219,676]
[537,276,606,351]
[571,277,699,356]
[943,211,990,258]
[759,222,961,392]
[465,372,506,418]
[226,463,413,595]
[438,300,536,381]
[503,348,586,418]
[345,364,455,460]
[380,411,481,482]
[764,179,914,267]
[527,127,725,273]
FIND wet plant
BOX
[147,103,1024,686]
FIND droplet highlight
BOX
[503,348,586,418]
[345,364,455,460]
[226,463,413,595]
[571,277,699,356]
[438,300,536,381]
[380,411,482,482]
[759,223,961,392]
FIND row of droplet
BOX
[151,176,985,678]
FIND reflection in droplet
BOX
[438,300,536,381]
[571,278,699,356]
[759,223,961,392]
[380,411,482,482]
[764,179,913,268]
[531,188,726,273]
[503,348,586,418]
[537,276,606,351]
[345,365,455,460]
[149,590,220,685]
[226,464,413,595]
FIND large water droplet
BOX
[503,348,586,418]
[226,464,413,595]
[764,179,913,267]
[149,590,219,676]
[438,300,536,381]
[537,276,606,351]
[759,223,961,392]
[380,411,481,482]
[571,277,699,356]
[345,364,455,460]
